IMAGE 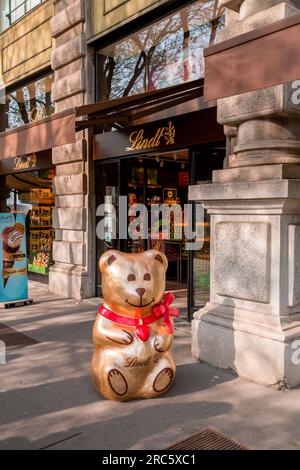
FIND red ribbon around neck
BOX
[99,292,179,342]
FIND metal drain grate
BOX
[0,324,39,350]
[168,428,248,451]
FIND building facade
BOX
[0,0,300,388]
[49,0,227,303]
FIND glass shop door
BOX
[188,150,210,321]
[187,145,226,321]
[95,160,121,297]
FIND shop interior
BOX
[125,150,190,290]
[96,145,225,298]
[4,168,56,282]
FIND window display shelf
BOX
[22,198,54,205]
[28,264,49,275]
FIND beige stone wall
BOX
[0,0,54,87]
[90,0,169,39]
[50,0,96,300]
[191,0,300,388]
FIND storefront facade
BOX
[0,150,55,280]
[80,0,227,317]
[0,0,77,287]
[93,110,225,318]
[1,1,227,307]
[48,0,228,304]
[0,106,76,280]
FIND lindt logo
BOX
[126,121,175,152]
[14,154,37,171]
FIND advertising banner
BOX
[0,213,28,303]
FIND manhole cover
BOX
[0,324,39,350]
[168,428,248,450]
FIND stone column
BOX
[49,0,95,300]
[191,0,300,387]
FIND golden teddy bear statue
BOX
[91,249,179,401]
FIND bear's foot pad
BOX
[108,369,128,396]
[153,367,174,393]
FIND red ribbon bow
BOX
[99,292,179,342]
[152,292,180,335]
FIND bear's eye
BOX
[144,273,151,281]
[127,274,136,282]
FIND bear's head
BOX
[99,250,168,317]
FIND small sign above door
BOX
[0,150,52,176]
[13,154,37,171]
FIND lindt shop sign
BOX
[125,121,176,152]
[0,150,52,176]
[93,108,224,160]
[13,154,37,171]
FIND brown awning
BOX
[75,79,204,131]
[0,109,76,160]
[204,13,300,101]
[6,171,54,192]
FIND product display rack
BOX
[25,188,55,275]
[127,162,188,257]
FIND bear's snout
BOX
[135,288,146,298]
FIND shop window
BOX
[97,0,225,100]
[0,0,44,30]
[5,167,56,277]
[0,73,54,133]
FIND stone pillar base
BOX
[190,178,300,388]
[203,0,300,388]
[49,263,94,300]
[192,303,300,388]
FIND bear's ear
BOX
[144,250,168,271]
[99,250,120,273]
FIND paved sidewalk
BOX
[0,282,300,450]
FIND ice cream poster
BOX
[0,213,28,302]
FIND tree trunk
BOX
[180,9,190,82]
